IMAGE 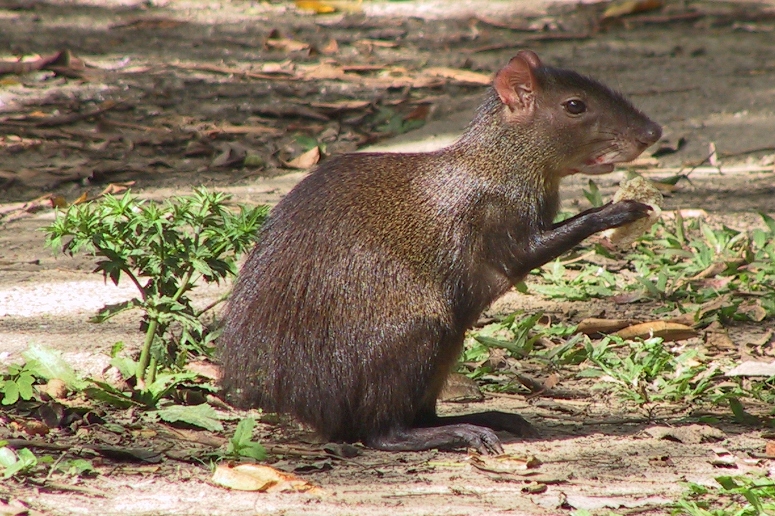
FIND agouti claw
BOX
[602,199,652,228]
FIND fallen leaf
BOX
[615,321,698,342]
[577,317,633,335]
[602,0,664,19]
[295,0,336,13]
[470,453,541,475]
[265,38,310,52]
[212,463,322,493]
[320,38,339,55]
[284,146,320,169]
[438,372,483,402]
[99,182,135,197]
[211,143,249,168]
[423,67,492,85]
[765,440,775,458]
[643,424,725,444]
[0,49,85,77]
[726,361,775,377]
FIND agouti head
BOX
[476,50,662,178]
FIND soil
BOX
[2,0,775,514]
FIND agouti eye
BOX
[564,99,587,115]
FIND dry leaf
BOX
[615,321,698,342]
[438,372,483,402]
[577,318,633,335]
[99,182,135,197]
[424,67,492,85]
[726,361,775,377]
[284,146,320,169]
[265,38,310,52]
[765,440,775,458]
[602,0,664,19]
[295,0,336,13]
[470,453,541,475]
[643,424,725,444]
[211,143,249,168]
[320,38,339,55]
[212,464,322,493]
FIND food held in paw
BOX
[607,175,664,246]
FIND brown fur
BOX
[219,51,661,451]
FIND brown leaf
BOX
[0,49,85,77]
[211,142,248,168]
[615,321,698,342]
[265,38,310,52]
[704,328,736,351]
[404,104,431,122]
[470,453,542,475]
[643,424,725,444]
[283,146,320,169]
[309,99,372,112]
[423,67,492,86]
[212,463,322,493]
[320,38,339,55]
[765,440,775,458]
[99,182,135,197]
[738,300,767,322]
[577,318,633,335]
[438,372,483,402]
[602,0,664,19]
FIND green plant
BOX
[225,418,267,461]
[531,259,618,301]
[583,179,604,208]
[0,446,49,479]
[1,363,37,405]
[580,336,720,405]
[675,475,775,515]
[44,188,268,386]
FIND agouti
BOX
[219,50,661,453]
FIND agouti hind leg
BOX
[366,424,504,454]
[419,411,538,438]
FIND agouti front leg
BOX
[519,200,651,274]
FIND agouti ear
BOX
[493,50,542,112]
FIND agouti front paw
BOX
[599,200,652,229]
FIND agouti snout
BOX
[219,50,661,454]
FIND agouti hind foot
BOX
[435,411,538,438]
[366,424,504,454]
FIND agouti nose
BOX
[638,121,662,146]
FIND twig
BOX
[1,100,126,128]
[44,451,68,483]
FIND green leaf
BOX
[16,373,35,400]
[0,447,17,468]
[84,380,136,409]
[228,418,266,460]
[91,299,142,323]
[21,344,85,390]
[156,403,224,432]
[1,381,19,405]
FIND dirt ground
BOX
[2,0,775,514]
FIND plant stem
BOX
[137,318,158,385]
[147,356,157,385]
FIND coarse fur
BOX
[219,50,662,451]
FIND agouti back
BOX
[220,50,662,453]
